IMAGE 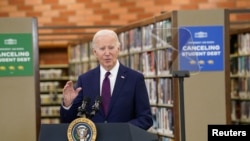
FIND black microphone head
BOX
[92,95,101,110]
[90,95,102,118]
[95,95,102,102]
[78,96,91,118]
[83,96,91,103]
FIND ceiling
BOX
[37,9,250,48]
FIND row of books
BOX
[230,32,250,75]
[158,78,173,105]
[40,81,59,92]
[157,49,173,75]
[142,51,155,76]
[150,107,174,137]
[231,56,250,75]
[122,49,173,76]
[145,79,157,104]
[40,94,63,105]
[68,49,173,79]
[145,78,173,105]
[68,43,89,63]
[40,69,64,79]
[237,33,250,55]
[231,78,250,99]
[231,101,250,123]
[68,62,89,80]
[41,106,60,117]
[41,118,60,124]
[117,19,172,53]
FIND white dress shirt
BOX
[100,60,120,96]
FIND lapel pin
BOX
[121,76,125,79]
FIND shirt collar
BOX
[100,60,119,77]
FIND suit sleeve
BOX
[60,77,84,123]
[129,74,153,130]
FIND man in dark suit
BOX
[60,29,153,130]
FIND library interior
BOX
[1,0,250,141]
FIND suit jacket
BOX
[60,63,153,130]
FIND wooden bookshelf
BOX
[39,45,69,124]
[229,9,250,125]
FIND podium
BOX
[39,123,158,141]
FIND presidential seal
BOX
[67,118,97,141]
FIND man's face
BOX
[93,35,120,70]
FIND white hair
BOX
[92,29,120,48]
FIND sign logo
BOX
[4,38,17,45]
[67,118,97,141]
[194,31,208,38]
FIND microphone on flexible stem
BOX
[77,96,91,118]
[90,96,102,119]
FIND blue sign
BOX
[178,25,224,72]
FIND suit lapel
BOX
[90,66,106,115]
[92,67,101,97]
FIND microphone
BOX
[89,96,102,119]
[77,96,91,118]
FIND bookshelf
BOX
[229,9,250,125]
[115,13,177,141]
[67,9,230,141]
[39,46,69,124]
